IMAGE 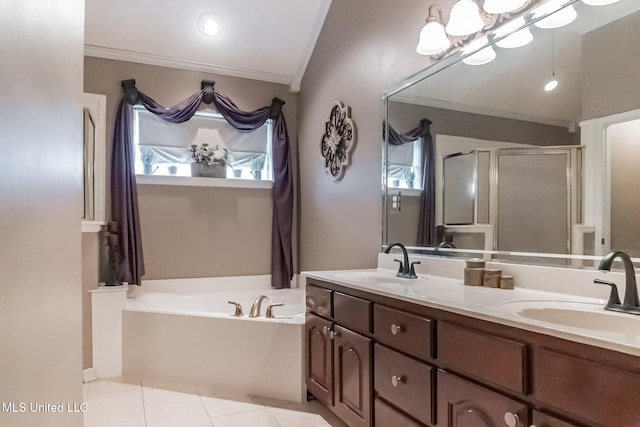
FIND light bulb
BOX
[582,0,620,5]
[446,0,485,36]
[483,0,527,14]
[494,17,533,49]
[417,21,451,55]
[533,0,577,29]
[462,37,496,65]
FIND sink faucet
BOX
[249,295,268,318]
[384,242,420,279]
[594,251,640,315]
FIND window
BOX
[133,107,273,181]
[387,139,422,190]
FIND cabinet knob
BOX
[504,412,519,427]
[391,375,405,387]
[329,330,340,339]
[390,323,404,335]
[322,326,329,335]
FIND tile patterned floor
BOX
[83,377,347,427]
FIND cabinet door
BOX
[437,370,527,427]
[306,313,333,406]
[333,325,372,427]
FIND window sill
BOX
[82,220,105,233]
[136,174,273,189]
[388,188,422,197]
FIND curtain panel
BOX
[386,119,436,247]
[111,80,293,287]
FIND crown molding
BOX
[84,45,293,89]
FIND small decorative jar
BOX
[483,269,502,288]
[500,275,515,290]
[464,259,486,286]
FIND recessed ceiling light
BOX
[198,12,223,37]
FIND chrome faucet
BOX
[249,295,269,318]
[384,242,420,279]
[594,251,640,315]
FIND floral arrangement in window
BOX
[189,143,229,167]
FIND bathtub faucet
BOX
[249,295,269,318]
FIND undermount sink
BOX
[499,300,640,333]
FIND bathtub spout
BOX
[249,295,269,318]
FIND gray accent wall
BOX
[0,1,84,426]
[298,0,433,271]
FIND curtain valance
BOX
[111,79,293,287]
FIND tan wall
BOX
[84,57,298,280]
[389,102,576,147]
[298,0,443,271]
[0,1,84,426]
[582,11,640,120]
[82,233,100,369]
[609,119,640,255]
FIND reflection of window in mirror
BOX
[81,93,107,232]
[133,107,273,180]
[387,139,422,190]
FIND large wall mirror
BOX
[383,0,640,267]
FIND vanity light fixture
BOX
[446,0,485,36]
[483,0,527,14]
[416,5,452,55]
[198,12,223,37]
[494,17,533,48]
[462,36,496,65]
[533,0,577,29]
[582,0,620,5]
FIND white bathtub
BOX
[122,275,305,402]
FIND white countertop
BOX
[302,267,640,357]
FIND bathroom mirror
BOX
[383,0,640,265]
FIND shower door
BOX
[496,148,572,259]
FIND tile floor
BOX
[83,377,347,427]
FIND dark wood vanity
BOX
[305,277,640,427]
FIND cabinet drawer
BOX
[334,292,371,334]
[534,348,640,426]
[531,410,578,427]
[373,305,433,360]
[375,398,423,427]
[438,322,526,393]
[437,370,528,427]
[306,284,332,318]
[374,344,433,425]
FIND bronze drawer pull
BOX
[390,323,404,335]
[391,375,405,387]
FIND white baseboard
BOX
[83,367,98,383]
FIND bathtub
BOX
[122,275,305,402]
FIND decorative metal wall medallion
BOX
[320,101,356,180]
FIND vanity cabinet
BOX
[305,284,372,427]
[305,278,640,427]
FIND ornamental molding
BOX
[320,101,356,180]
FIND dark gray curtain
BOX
[387,119,435,246]
[111,80,293,287]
